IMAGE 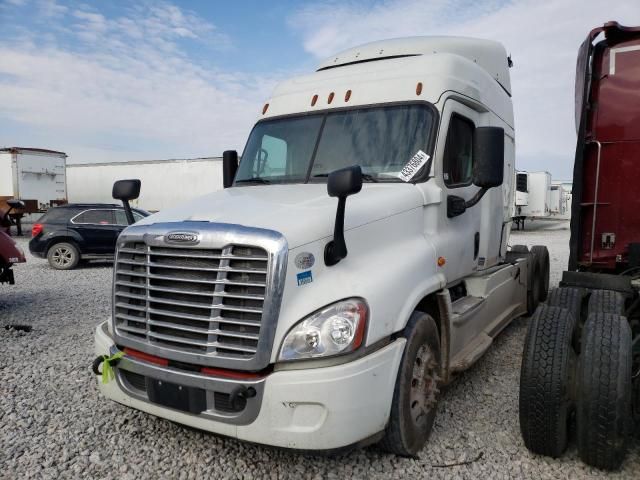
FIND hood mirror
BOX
[325,165,363,266]
[112,179,141,225]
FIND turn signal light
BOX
[32,223,43,237]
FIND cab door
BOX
[434,100,483,282]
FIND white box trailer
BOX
[512,170,551,229]
[551,180,572,219]
[0,147,67,211]
[549,185,563,215]
[67,157,223,212]
[520,171,551,218]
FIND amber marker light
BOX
[416,82,423,95]
[311,94,318,106]
[328,92,335,104]
[262,103,269,114]
[437,256,446,267]
[345,89,352,102]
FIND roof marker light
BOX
[311,94,318,106]
[345,90,352,102]
[416,82,423,96]
[328,92,335,104]
[262,103,269,114]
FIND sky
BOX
[0,0,639,179]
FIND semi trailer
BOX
[513,170,552,230]
[93,36,549,454]
[519,21,640,471]
[67,157,223,212]
[0,147,68,235]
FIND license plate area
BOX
[146,379,206,414]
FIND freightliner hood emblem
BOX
[165,231,200,245]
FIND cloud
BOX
[0,1,275,163]
[289,0,640,179]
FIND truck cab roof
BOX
[260,36,513,128]
[317,36,511,95]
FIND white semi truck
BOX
[93,36,549,454]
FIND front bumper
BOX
[94,321,405,450]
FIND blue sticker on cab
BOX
[296,270,313,286]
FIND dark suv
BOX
[29,204,149,270]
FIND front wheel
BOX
[379,311,441,456]
[47,242,80,270]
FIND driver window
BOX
[254,135,287,177]
[443,114,474,187]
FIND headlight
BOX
[278,298,368,361]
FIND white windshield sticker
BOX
[397,150,430,182]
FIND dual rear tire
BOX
[519,287,634,470]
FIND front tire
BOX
[379,311,441,456]
[47,242,80,270]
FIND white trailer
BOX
[551,180,572,219]
[549,185,563,215]
[513,170,551,229]
[513,171,528,229]
[521,171,551,218]
[67,157,223,212]
[0,147,67,211]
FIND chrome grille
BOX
[114,242,269,359]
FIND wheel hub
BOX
[409,344,440,425]
[53,247,72,266]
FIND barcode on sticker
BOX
[398,150,430,182]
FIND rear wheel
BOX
[546,287,583,320]
[47,242,80,270]
[577,313,632,470]
[526,250,540,315]
[531,245,550,302]
[588,290,625,315]
[546,287,585,351]
[519,304,577,457]
[379,311,441,457]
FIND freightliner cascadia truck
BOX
[93,36,550,455]
[519,22,640,471]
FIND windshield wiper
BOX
[235,177,271,185]
[312,173,379,183]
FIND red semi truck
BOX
[519,22,640,470]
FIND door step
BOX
[450,295,485,327]
[449,333,493,373]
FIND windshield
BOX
[235,103,435,184]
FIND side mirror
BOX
[112,179,141,225]
[223,150,239,188]
[112,179,141,201]
[472,126,504,188]
[447,127,504,218]
[6,199,25,210]
[325,166,363,266]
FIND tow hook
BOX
[229,385,257,409]
[92,352,124,383]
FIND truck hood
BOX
[136,183,424,249]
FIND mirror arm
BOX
[122,201,135,225]
[465,187,489,209]
[324,196,347,266]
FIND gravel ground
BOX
[1,219,638,479]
